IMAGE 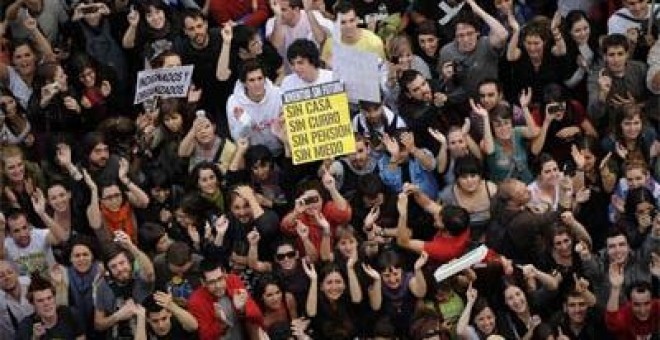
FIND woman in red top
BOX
[280,172,352,260]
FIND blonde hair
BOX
[386,34,413,61]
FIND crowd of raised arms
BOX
[0,0,660,339]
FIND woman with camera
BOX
[530,83,597,168]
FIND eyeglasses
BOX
[102,193,122,201]
[275,251,296,261]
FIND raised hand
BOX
[23,13,38,32]
[214,215,229,236]
[295,221,310,239]
[236,137,250,152]
[362,263,381,281]
[247,230,260,245]
[400,131,416,151]
[31,188,47,215]
[101,80,112,97]
[270,0,282,17]
[614,142,628,160]
[232,288,248,311]
[428,127,446,145]
[321,169,337,191]
[466,282,478,303]
[56,143,73,168]
[382,133,400,159]
[82,169,97,191]
[364,206,380,230]
[221,22,233,42]
[118,157,130,181]
[573,273,590,294]
[469,98,488,117]
[153,291,174,310]
[519,87,532,108]
[301,258,317,280]
[127,6,140,26]
[608,263,624,288]
[397,192,408,215]
[571,145,585,170]
[414,251,429,271]
[597,69,612,95]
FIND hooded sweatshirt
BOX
[226,78,283,155]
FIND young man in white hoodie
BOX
[226,60,284,156]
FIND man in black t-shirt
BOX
[135,292,198,340]
[16,275,84,340]
[174,9,232,136]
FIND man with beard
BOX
[188,259,263,340]
[16,275,84,340]
[175,9,233,137]
[352,100,406,146]
[94,231,155,340]
[2,208,68,278]
[398,69,450,154]
[134,291,198,340]
[80,132,121,185]
[326,134,379,200]
[551,290,609,339]
[0,260,33,338]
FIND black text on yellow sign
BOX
[283,81,355,165]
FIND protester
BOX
[0,2,659,339]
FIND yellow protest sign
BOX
[282,81,355,165]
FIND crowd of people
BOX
[0,0,659,339]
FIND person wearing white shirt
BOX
[226,60,284,155]
[266,0,333,58]
[280,38,335,93]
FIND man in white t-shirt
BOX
[280,38,335,93]
[0,208,68,278]
[266,0,333,58]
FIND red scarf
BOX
[100,203,137,245]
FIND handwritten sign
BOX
[283,81,355,165]
[332,43,381,103]
[133,65,194,104]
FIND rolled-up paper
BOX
[433,245,489,282]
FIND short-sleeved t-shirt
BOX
[4,228,55,278]
[94,274,153,340]
[16,306,84,340]
[439,37,501,98]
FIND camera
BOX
[390,56,399,64]
[546,103,566,115]
[80,4,98,14]
[196,110,206,118]
[302,196,319,205]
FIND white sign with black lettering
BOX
[133,65,194,104]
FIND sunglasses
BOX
[275,251,296,261]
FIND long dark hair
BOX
[563,10,601,65]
